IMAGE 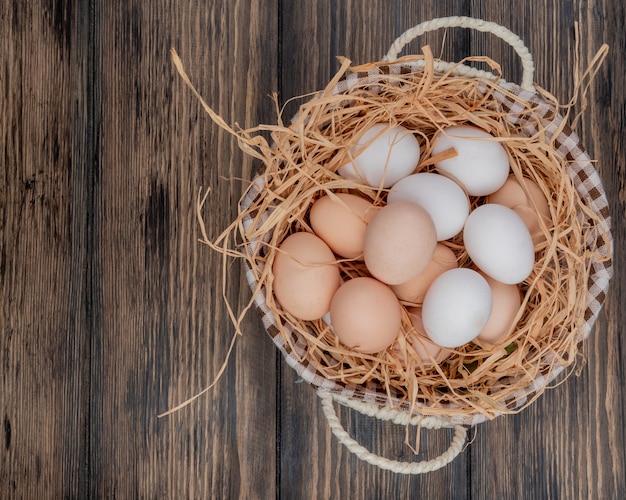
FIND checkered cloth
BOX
[240,61,613,426]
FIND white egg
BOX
[432,125,510,196]
[422,268,493,348]
[388,172,470,240]
[338,123,420,188]
[463,204,535,284]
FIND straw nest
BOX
[174,47,611,421]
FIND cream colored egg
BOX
[329,277,401,354]
[391,243,458,304]
[309,192,379,259]
[363,201,437,285]
[272,232,340,321]
[477,275,522,344]
[338,123,420,188]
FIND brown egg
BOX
[309,192,379,259]
[476,274,522,344]
[329,277,401,354]
[271,232,340,321]
[363,201,437,285]
[487,175,551,245]
[391,243,458,304]
[406,308,450,366]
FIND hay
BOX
[170,45,611,421]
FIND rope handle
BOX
[318,390,468,474]
[384,16,535,92]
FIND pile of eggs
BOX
[271,123,551,362]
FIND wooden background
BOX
[1,1,624,498]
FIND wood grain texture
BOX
[93,0,278,497]
[0,1,92,498]
[1,1,624,498]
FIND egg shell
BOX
[329,277,402,354]
[271,232,340,320]
[338,123,420,188]
[363,201,437,285]
[391,243,458,304]
[477,275,522,344]
[432,125,510,196]
[422,268,493,348]
[487,175,551,245]
[388,172,470,240]
[309,193,379,259]
[406,307,449,366]
[463,204,535,285]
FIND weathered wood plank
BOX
[93,0,278,497]
[0,1,92,498]
[1,1,624,498]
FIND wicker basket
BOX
[234,17,613,473]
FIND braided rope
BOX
[384,16,535,92]
[318,390,468,474]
